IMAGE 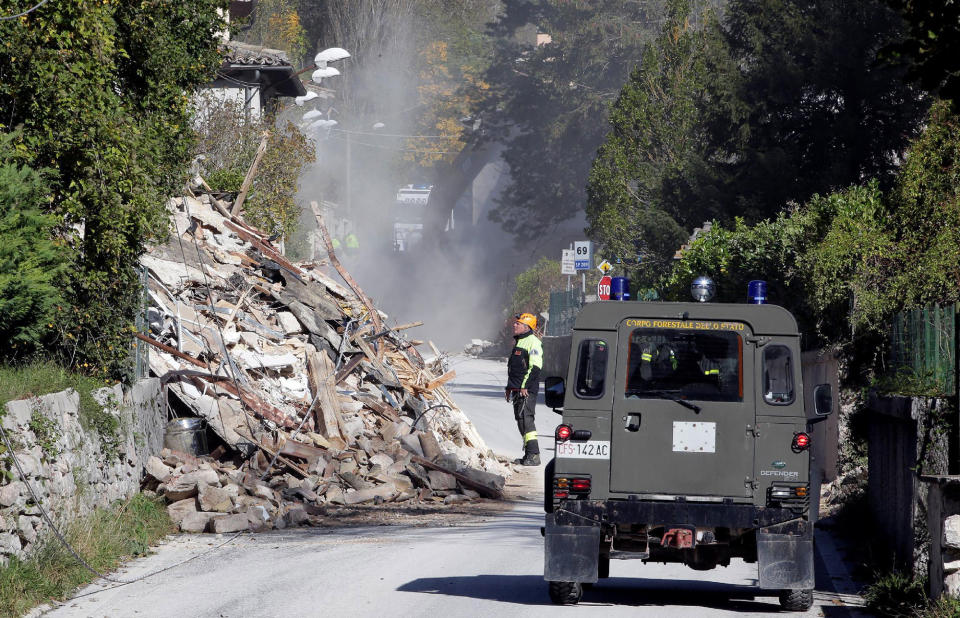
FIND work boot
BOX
[515,453,540,466]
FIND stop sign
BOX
[597,275,612,300]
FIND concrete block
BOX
[161,481,199,502]
[285,506,309,526]
[399,434,424,457]
[944,515,960,549]
[276,312,302,335]
[166,498,198,525]
[180,512,219,533]
[370,453,394,469]
[455,467,506,493]
[212,513,250,534]
[197,484,233,513]
[343,483,397,505]
[180,469,220,487]
[427,471,457,491]
[145,456,173,482]
[324,485,345,505]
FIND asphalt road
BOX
[45,357,870,618]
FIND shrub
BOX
[0,138,68,360]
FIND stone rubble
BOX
[140,180,509,532]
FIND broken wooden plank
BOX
[425,370,456,391]
[409,455,502,499]
[306,346,345,440]
[310,201,383,332]
[231,131,270,216]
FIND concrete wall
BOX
[867,394,951,573]
[923,476,960,599]
[0,379,165,564]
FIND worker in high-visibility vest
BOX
[344,232,359,254]
[504,313,543,466]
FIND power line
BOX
[326,134,457,155]
[0,0,52,21]
[330,128,463,140]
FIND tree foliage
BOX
[587,0,926,287]
[194,99,315,239]
[0,136,69,359]
[586,0,716,283]
[661,100,960,369]
[235,0,307,66]
[0,0,225,376]
[884,0,960,104]
[509,257,569,319]
[479,0,693,241]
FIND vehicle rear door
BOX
[609,318,755,499]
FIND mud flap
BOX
[757,531,814,590]
[544,513,601,583]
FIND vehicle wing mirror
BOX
[813,384,833,416]
[544,376,565,412]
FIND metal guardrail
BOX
[888,303,957,396]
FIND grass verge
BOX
[0,493,173,617]
[0,361,107,424]
[864,571,960,617]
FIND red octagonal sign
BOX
[597,275,612,300]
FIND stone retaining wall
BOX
[0,379,164,563]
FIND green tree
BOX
[586,0,717,285]
[0,136,69,359]
[509,257,570,320]
[0,0,225,376]
[708,0,925,221]
[884,0,960,104]
[479,0,696,241]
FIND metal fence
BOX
[888,304,957,396]
[133,264,150,381]
[546,289,582,337]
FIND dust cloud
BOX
[290,9,584,352]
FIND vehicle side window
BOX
[763,345,794,404]
[574,339,608,399]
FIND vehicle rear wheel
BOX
[778,589,813,611]
[548,581,583,605]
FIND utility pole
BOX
[345,131,351,217]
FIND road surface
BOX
[45,357,868,617]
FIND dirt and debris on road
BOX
[137,177,513,533]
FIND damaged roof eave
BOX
[219,65,307,98]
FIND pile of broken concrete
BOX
[138,181,509,533]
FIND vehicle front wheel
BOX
[548,581,583,605]
[778,588,813,611]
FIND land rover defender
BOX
[542,300,833,611]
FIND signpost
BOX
[597,259,613,274]
[574,241,592,270]
[597,275,612,300]
[561,249,576,275]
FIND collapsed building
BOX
[137,180,508,532]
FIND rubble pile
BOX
[139,184,508,533]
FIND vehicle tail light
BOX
[555,424,572,442]
[792,432,810,452]
[571,478,591,492]
[768,483,810,508]
[554,476,590,500]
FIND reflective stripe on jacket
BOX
[507,331,543,392]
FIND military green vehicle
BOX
[542,299,833,611]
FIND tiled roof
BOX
[221,40,291,67]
